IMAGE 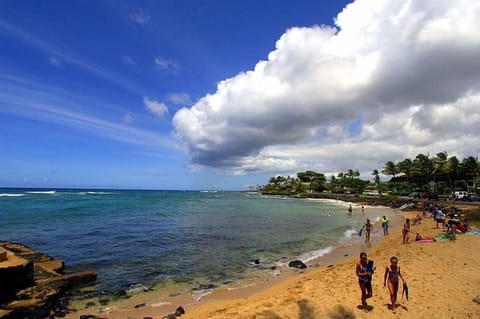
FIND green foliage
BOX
[259,152,480,196]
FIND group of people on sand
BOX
[430,204,469,240]
[356,252,407,314]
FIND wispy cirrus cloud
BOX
[0,18,143,95]
[0,74,175,148]
[154,56,180,73]
[143,96,169,118]
[49,56,62,67]
[121,55,135,66]
[130,8,150,25]
[168,93,192,106]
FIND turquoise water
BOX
[0,189,374,296]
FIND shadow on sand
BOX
[255,299,356,319]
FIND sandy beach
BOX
[70,204,480,319]
[175,209,480,319]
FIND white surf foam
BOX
[298,246,334,263]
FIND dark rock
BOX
[192,284,217,291]
[254,259,260,264]
[0,257,34,302]
[175,306,185,316]
[134,302,147,309]
[143,317,153,319]
[288,260,307,269]
[79,315,107,319]
[0,241,97,319]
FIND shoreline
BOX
[179,207,480,319]
[71,203,480,319]
[71,204,402,319]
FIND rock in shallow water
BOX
[288,260,307,269]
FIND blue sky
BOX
[1,0,480,190]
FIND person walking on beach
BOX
[356,252,375,309]
[381,215,389,235]
[362,218,373,243]
[383,256,406,314]
[402,218,411,244]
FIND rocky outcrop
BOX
[0,241,97,319]
[288,260,307,269]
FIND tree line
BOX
[261,152,480,196]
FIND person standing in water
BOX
[363,218,373,243]
[381,215,389,235]
[383,256,406,313]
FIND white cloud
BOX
[143,96,169,118]
[172,0,480,176]
[168,93,192,106]
[130,8,150,25]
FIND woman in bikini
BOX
[363,219,373,243]
[383,256,406,313]
[356,252,375,309]
[402,218,411,244]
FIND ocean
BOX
[0,188,395,303]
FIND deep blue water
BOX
[0,188,371,295]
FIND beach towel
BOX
[367,260,374,273]
[358,229,363,237]
[402,282,409,301]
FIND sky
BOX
[1,0,480,191]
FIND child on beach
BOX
[362,219,373,243]
[383,256,406,313]
[356,252,375,309]
[402,218,411,244]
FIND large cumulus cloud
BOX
[173,0,480,176]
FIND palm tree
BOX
[433,151,448,182]
[371,169,380,186]
[396,158,413,185]
[412,153,434,186]
[382,161,398,180]
[347,169,354,179]
[446,156,460,188]
[354,170,360,179]
[461,156,480,192]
